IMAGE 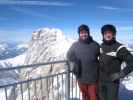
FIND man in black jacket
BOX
[99,24,133,100]
[67,24,99,100]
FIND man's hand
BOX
[110,73,120,81]
[110,71,125,81]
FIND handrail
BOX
[0,60,71,100]
[0,51,132,100]
[0,50,132,72]
[0,72,67,88]
[0,60,67,71]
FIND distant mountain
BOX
[0,41,28,60]
[0,41,27,86]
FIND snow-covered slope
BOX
[0,41,28,86]
[0,53,26,67]
[18,27,73,100]
[25,27,73,65]
[0,41,28,100]
[20,28,73,80]
[0,53,26,85]
[0,41,28,60]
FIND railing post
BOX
[66,61,70,100]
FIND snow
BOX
[0,88,12,100]
[122,78,133,90]
[0,52,26,100]
[17,43,29,49]
[0,53,26,67]
[0,41,28,60]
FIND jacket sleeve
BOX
[117,47,133,77]
[96,43,100,59]
[67,43,76,62]
[67,43,77,71]
[67,44,81,77]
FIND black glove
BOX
[110,71,125,81]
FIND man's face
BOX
[103,31,114,41]
[79,30,88,40]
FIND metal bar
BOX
[40,77,43,100]
[34,80,37,99]
[79,83,80,100]
[65,61,70,100]
[27,82,31,100]
[0,72,66,88]
[76,80,78,99]
[72,73,74,99]
[51,76,54,100]
[13,85,16,100]
[4,87,8,100]
[57,74,60,100]
[20,83,24,100]
[46,78,49,100]
[61,74,64,100]
[0,60,67,72]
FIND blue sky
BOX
[0,0,133,42]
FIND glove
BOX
[110,71,125,81]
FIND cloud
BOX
[98,6,119,10]
[0,0,74,6]
[98,5,133,12]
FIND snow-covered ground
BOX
[0,53,26,67]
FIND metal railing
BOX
[0,51,132,100]
[0,60,81,100]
